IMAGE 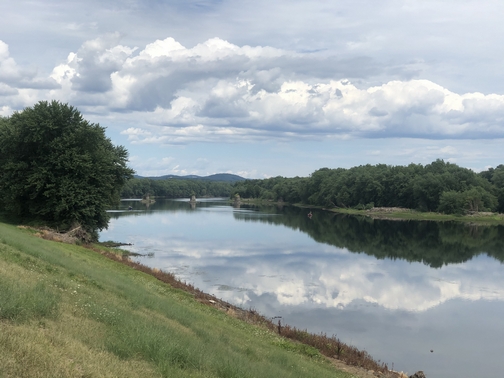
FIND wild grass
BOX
[329,207,504,224]
[89,246,393,373]
[278,324,389,371]
[0,279,60,322]
[0,221,354,378]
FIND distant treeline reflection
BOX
[233,205,504,268]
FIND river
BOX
[100,198,504,378]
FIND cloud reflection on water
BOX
[100,200,504,377]
[102,213,504,313]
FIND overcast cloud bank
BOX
[2,0,504,177]
[2,36,504,146]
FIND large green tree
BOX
[0,101,134,236]
[232,159,503,213]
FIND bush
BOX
[364,202,374,210]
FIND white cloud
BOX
[230,170,258,179]
[0,105,12,116]
[0,83,17,96]
[119,73,504,143]
[2,35,504,147]
[0,40,20,80]
[127,155,174,175]
[439,146,457,155]
[0,40,58,92]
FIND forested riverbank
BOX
[231,160,504,215]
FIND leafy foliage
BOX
[0,101,134,234]
[232,159,503,214]
[121,177,233,198]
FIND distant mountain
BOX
[133,173,246,183]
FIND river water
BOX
[100,198,504,378]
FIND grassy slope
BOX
[0,221,352,378]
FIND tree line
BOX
[121,178,233,199]
[2,100,502,241]
[231,160,504,214]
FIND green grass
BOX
[0,279,60,323]
[0,221,353,378]
[328,207,504,224]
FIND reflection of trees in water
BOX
[108,199,225,219]
[233,206,504,267]
[109,200,504,267]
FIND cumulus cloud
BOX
[126,155,176,177]
[0,40,20,81]
[49,33,137,105]
[0,82,18,96]
[0,40,58,91]
[3,35,504,143]
[120,75,504,143]
[0,105,12,116]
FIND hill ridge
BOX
[133,173,246,183]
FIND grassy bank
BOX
[234,199,504,225]
[328,207,504,224]
[0,221,360,378]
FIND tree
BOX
[461,187,497,213]
[0,101,134,238]
[491,165,504,189]
[438,190,464,215]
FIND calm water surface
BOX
[100,198,504,378]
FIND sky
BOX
[1,0,504,178]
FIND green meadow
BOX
[0,221,353,378]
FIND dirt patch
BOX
[329,358,408,378]
[466,211,494,217]
[18,224,93,244]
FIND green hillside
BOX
[0,221,352,378]
[135,173,246,183]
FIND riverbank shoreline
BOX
[12,223,407,377]
[0,221,359,377]
[328,206,504,224]
[234,198,504,225]
[92,243,411,378]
